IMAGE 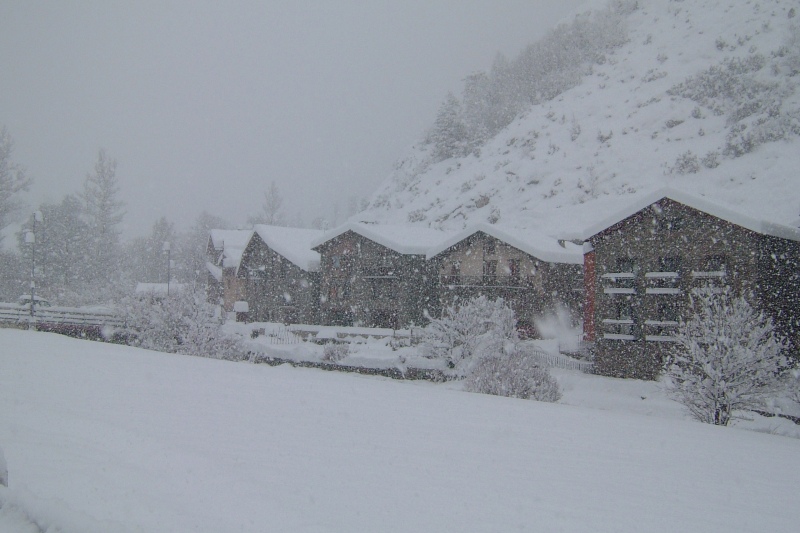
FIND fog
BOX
[1,0,584,239]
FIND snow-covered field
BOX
[1,329,799,532]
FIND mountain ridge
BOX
[359,0,800,238]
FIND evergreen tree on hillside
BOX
[428,92,468,162]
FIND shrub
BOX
[119,286,245,360]
[672,151,700,174]
[464,344,562,402]
[421,296,518,377]
[664,287,786,426]
[322,343,350,362]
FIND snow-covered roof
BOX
[426,223,583,264]
[208,229,253,269]
[209,229,253,251]
[251,225,324,272]
[311,222,456,255]
[580,188,800,243]
[206,261,223,283]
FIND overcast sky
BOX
[1,0,585,240]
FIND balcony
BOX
[439,275,530,289]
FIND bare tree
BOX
[665,287,787,426]
[0,127,31,245]
[248,181,285,226]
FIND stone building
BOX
[311,223,452,329]
[237,225,323,324]
[426,224,583,336]
[206,229,253,312]
[582,189,800,379]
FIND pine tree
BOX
[0,127,31,245]
[665,287,787,426]
[82,149,125,281]
[16,195,90,299]
[428,92,468,162]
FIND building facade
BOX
[583,191,800,379]
[427,225,583,336]
[311,224,447,329]
[237,226,323,324]
[206,229,253,313]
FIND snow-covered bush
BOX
[672,151,700,174]
[119,286,245,360]
[421,296,518,377]
[464,344,562,402]
[322,343,349,363]
[664,287,787,426]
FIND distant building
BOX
[134,282,186,298]
[311,223,452,329]
[427,224,583,336]
[206,229,253,312]
[237,225,323,324]
[582,189,800,379]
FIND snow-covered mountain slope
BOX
[360,0,800,237]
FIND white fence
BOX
[526,346,594,373]
[0,303,124,329]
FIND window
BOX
[445,262,461,284]
[331,255,341,268]
[613,297,634,335]
[657,300,680,323]
[616,257,637,273]
[483,239,496,256]
[658,255,682,272]
[703,254,727,272]
[508,259,520,278]
[483,260,497,278]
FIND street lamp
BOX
[163,241,171,296]
[26,211,43,326]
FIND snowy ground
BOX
[1,329,799,532]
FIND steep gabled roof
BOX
[581,188,800,243]
[250,225,324,272]
[310,222,456,255]
[207,229,253,269]
[206,261,223,282]
[426,223,583,264]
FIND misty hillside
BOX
[360,0,800,236]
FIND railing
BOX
[439,275,530,288]
[0,303,124,328]
[523,344,594,373]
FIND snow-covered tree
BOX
[181,211,230,282]
[422,295,518,376]
[248,181,285,226]
[0,126,31,245]
[664,287,787,426]
[16,195,90,299]
[120,284,244,360]
[82,149,125,279]
[427,92,468,162]
[464,343,562,402]
[125,217,177,284]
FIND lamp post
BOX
[163,241,171,296]
[26,211,43,326]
